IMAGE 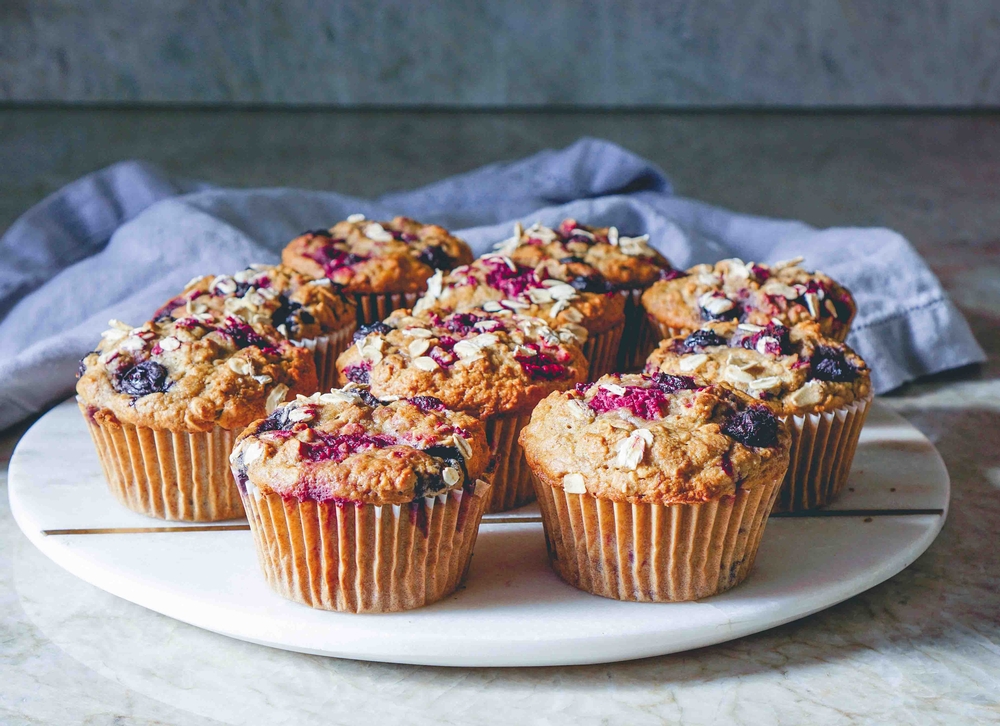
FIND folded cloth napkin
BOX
[0,138,984,430]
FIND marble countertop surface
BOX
[1,109,998,725]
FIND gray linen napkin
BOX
[0,138,984,430]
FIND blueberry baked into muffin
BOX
[641,257,856,344]
[157,264,357,390]
[336,308,588,512]
[413,253,625,379]
[646,321,872,511]
[282,214,473,326]
[76,314,317,521]
[519,372,791,601]
[230,385,493,612]
[494,219,679,371]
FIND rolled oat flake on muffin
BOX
[519,372,791,602]
[230,384,493,612]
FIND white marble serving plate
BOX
[9,399,948,667]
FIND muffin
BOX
[155,264,357,390]
[230,385,493,613]
[494,219,679,371]
[281,214,473,326]
[76,314,317,521]
[413,254,625,379]
[519,372,791,602]
[336,308,588,512]
[646,321,872,511]
[641,257,856,344]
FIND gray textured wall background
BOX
[3,1,1000,107]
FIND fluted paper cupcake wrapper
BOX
[617,289,660,372]
[483,410,536,513]
[648,317,688,351]
[239,482,491,613]
[355,292,420,327]
[79,401,244,521]
[582,322,625,381]
[531,473,781,601]
[774,393,873,513]
[299,324,357,392]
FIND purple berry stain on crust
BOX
[740,323,790,356]
[659,268,687,282]
[302,431,395,463]
[809,345,857,382]
[443,312,482,336]
[682,329,727,351]
[483,258,542,298]
[344,363,371,384]
[218,317,279,355]
[652,373,699,394]
[515,344,569,381]
[588,385,667,420]
[114,361,170,398]
[304,243,367,276]
[722,406,780,448]
[256,406,299,434]
[409,396,445,412]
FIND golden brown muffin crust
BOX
[230,385,490,505]
[281,215,473,294]
[335,308,588,418]
[646,321,872,416]
[641,257,856,341]
[76,315,317,433]
[519,372,791,505]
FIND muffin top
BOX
[229,384,491,506]
[641,257,856,341]
[76,314,317,432]
[154,264,356,341]
[493,219,677,289]
[519,372,791,505]
[281,215,473,294]
[413,255,625,335]
[336,308,589,418]
[645,321,872,416]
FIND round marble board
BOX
[9,399,948,667]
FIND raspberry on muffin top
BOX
[641,257,856,341]
[646,321,872,416]
[492,219,678,290]
[335,308,589,418]
[281,215,473,294]
[76,313,317,432]
[413,254,625,336]
[155,264,356,342]
[519,372,791,505]
[229,384,491,506]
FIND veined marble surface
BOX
[1,111,999,724]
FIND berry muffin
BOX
[76,316,317,521]
[230,385,493,613]
[281,214,473,326]
[413,254,625,379]
[641,257,856,344]
[335,308,588,512]
[494,219,679,371]
[519,372,790,601]
[647,321,872,511]
[156,264,357,390]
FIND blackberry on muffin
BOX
[231,384,492,612]
[520,372,791,601]
[336,308,588,512]
[282,214,473,325]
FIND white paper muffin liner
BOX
[617,289,660,372]
[483,410,536,513]
[299,323,357,393]
[582,322,625,381]
[79,400,244,521]
[239,479,492,613]
[531,472,782,602]
[355,292,420,327]
[775,392,873,512]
